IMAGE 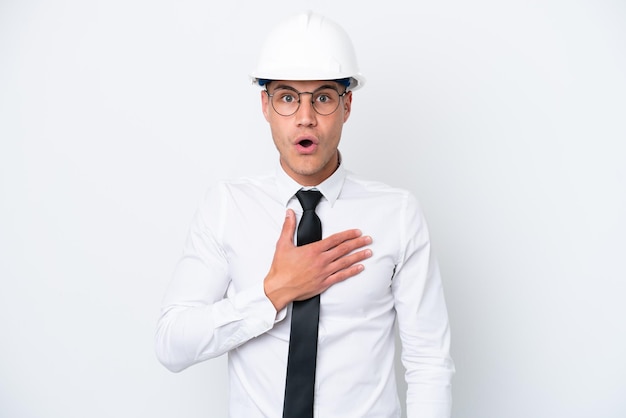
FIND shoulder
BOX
[194,171,277,220]
[203,171,276,200]
[342,171,427,229]
[343,171,419,204]
[194,171,277,230]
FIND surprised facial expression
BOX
[262,80,352,186]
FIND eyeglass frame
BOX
[264,85,348,117]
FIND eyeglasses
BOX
[265,87,347,116]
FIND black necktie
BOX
[283,189,323,418]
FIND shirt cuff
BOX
[228,281,287,337]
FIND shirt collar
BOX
[275,156,347,208]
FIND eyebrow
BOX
[271,83,340,93]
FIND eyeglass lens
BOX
[269,88,343,116]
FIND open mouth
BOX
[299,139,314,148]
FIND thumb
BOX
[277,209,297,246]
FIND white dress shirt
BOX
[155,160,455,417]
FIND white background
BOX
[1,0,625,417]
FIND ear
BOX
[342,91,353,123]
[261,90,270,122]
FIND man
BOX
[155,11,454,418]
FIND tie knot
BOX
[296,189,323,211]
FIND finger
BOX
[323,263,366,288]
[328,248,372,273]
[277,209,297,246]
[315,229,363,251]
[324,235,372,261]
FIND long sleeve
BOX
[392,193,455,418]
[154,185,280,373]
[155,167,455,416]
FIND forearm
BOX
[398,265,455,418]
[403,337,454,418]
[155,281,278,372]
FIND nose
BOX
[295,93,317,126]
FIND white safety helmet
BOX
[250,11,365,91]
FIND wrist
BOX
[263,275,291,312]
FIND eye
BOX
[316,94,330,103]
[278,92,297,103]
[313,89,337,104]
